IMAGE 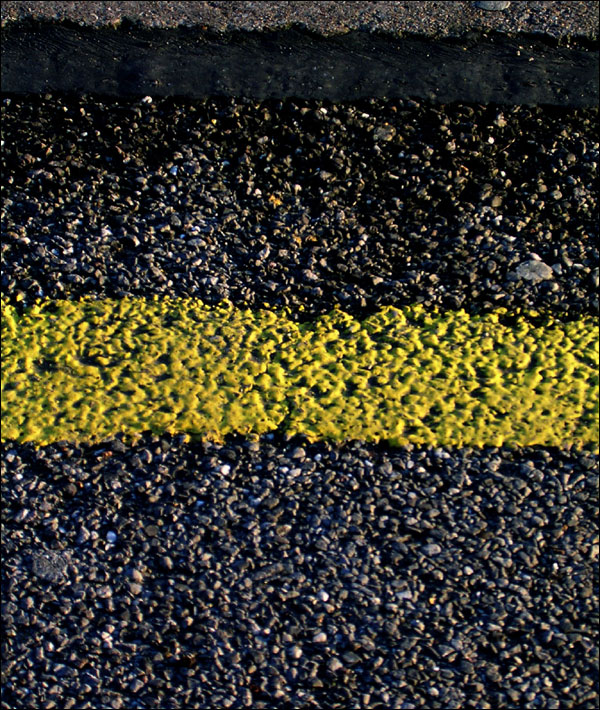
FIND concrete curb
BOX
[1,2,599,104]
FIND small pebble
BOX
[328,658,344,672]
[475,1,511,9]
[514,260,554,284]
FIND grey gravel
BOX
[1,0,597,39]
[1,436,598,709]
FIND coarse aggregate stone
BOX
[1,435,598,709]
[1,94,598,320]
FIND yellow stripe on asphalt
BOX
[1,297,598,450]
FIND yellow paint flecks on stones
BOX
[1,297,598,450]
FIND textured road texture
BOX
[2,91,599,710]
[1,3,599,710]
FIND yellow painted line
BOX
[1,297,598,450]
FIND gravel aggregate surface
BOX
[2,435,598,709]
[1,92,599,709]
[1,94,598,319]
[2,0,598,39]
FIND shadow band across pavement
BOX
[1,21,598,106]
